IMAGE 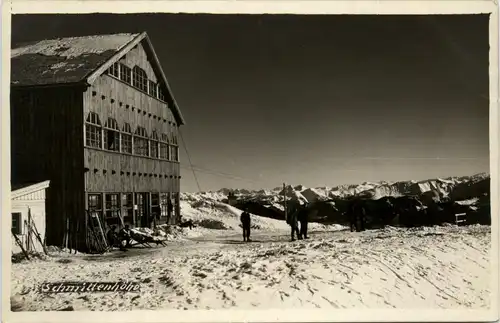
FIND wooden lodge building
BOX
[10,32,186,251]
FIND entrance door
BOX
[135,193,149,228]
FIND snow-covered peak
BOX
[182,173,490,206]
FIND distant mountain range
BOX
[181,173,490,206]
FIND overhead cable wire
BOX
[179,129,202,192]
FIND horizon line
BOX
[182,171,490,194]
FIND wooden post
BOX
[152,192,157,229]
[65,218,70,250]
[101,192,107,230]
[13,233,30,260]
[25,220,36,253]
[29,213,48,255]
[148,192,153,229]
[117,200,126,228]
[74,219,79,254]
[25,220,31,252]
[27,210,32,251]
[132,190,136,227]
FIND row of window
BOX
[91,91,176,126]
[88,192,179,208]
[108,62,166,102]
[85,112,179,161]
[88,192,179,228]
[86,168,181,179]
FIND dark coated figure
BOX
[349,199,366,232]
[297,205,309,239]
[240,208,252,242]
[287,207,301,241]
[166,198,174,224]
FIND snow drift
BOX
[10,225,491,311]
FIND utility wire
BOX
[179,164,262,184]
[178,130,266,187]
[184,163,259,182]
[179,129,202,192]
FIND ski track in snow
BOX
[10,225,491,311]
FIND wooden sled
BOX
[129,231,167,248]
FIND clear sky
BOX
[11,14,490,192]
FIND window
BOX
[85,112,102,148]
[171,145,179,162]
[151,193,161,221]
[103,118,120,152]
[88,194,103,211]
[171,133,178,145]
[136,193,146,219]
[158,87,166,102]
[88,194,103,224]
[11,212,22,235]
[88,194,104,231]
[121,123,133,154]
[170,132,179,161]
[149,80,158,98]
[160,193,170,218]
[105,193,120,219]
[152,194,160,206]
[160,133,170,160]
[150,131,159,158]
[133,66,148,92]
[120,63,132,84]
[108,62,119,78]
[134,126,149,156]
[122,193,134,225]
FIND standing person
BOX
[298,204,310,239]
[360,204,367,231]
[349,199,364,232]
[287,206,301,241]
[166,197,174,224]
[352,200,366,232]
[240,208,252,242]
[348,199,357,232]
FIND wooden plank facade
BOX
[11,85,86,251]
[10,32,185,252]
[83,42,182,231]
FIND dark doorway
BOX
[135,192,149,228]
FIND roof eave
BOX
[11,180,51,200]
[85,32,144,86]
[142,33,186,126]
[11,81,89,90]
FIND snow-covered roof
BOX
[11,32,186,125]
[11,180,50,199]
[11,33,138,87]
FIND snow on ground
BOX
[11,224,491,311]
[180,200,337,235]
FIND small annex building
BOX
[11,180,50,254]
